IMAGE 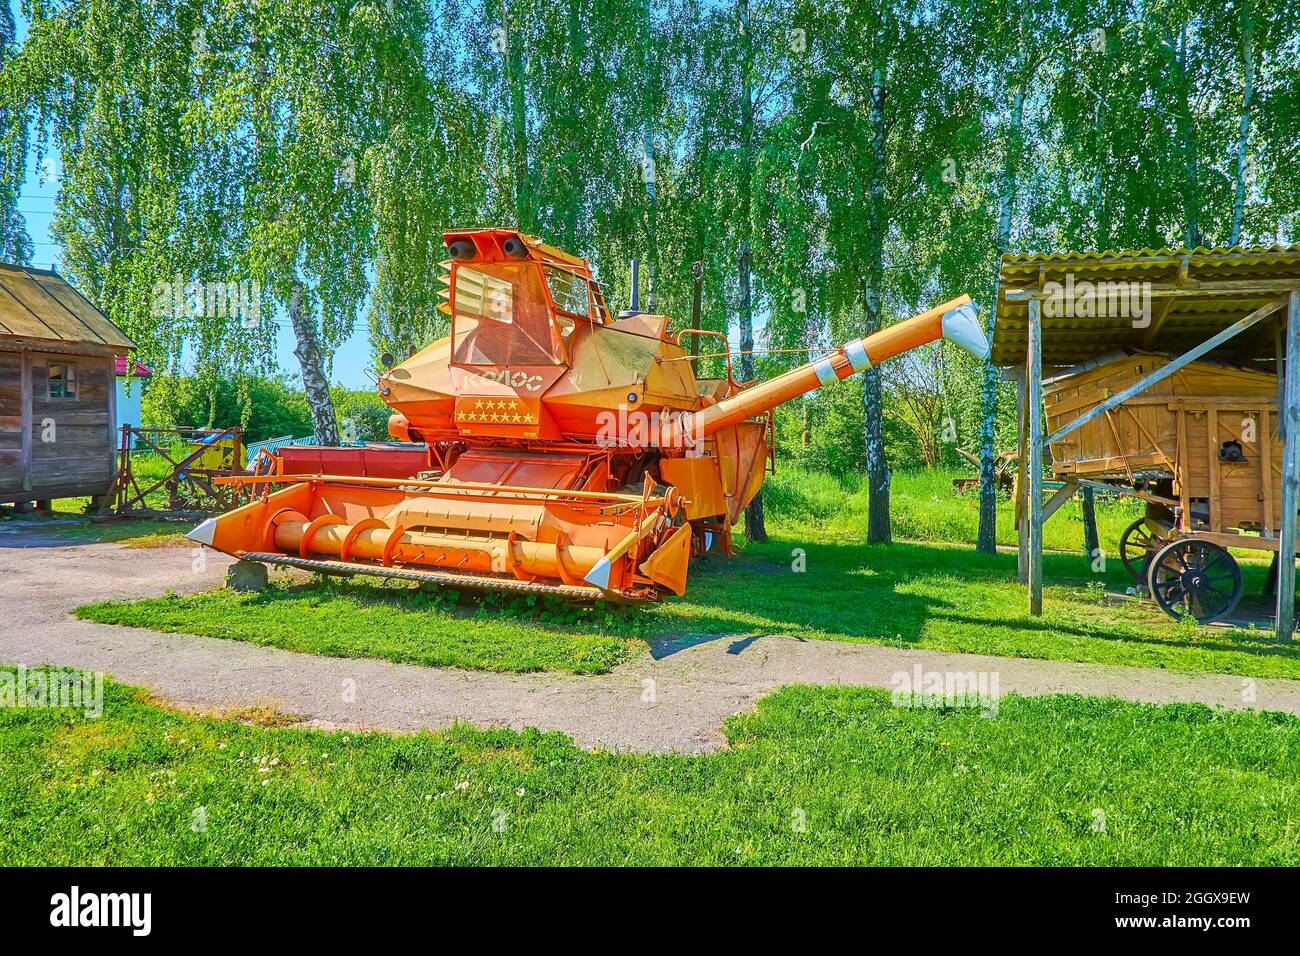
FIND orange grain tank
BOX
[189,228,988,602]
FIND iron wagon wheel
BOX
[1145,539,1243,624]
[1119,518,1161,581]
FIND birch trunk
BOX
[738,0,765,542]
[977,54,1026,554]
[563,0,583,248]
[503,0,532,232]
[1230,1,1254,246]
[864,65,890,545]
[643,120,657,311]
[1172,25,1201,247]
[288,277,339,446]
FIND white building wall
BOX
[116,375,145,447]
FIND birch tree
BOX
[0,0,30,263]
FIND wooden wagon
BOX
[1044,351,1290,621]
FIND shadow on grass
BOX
[0,514,190,548]
[655,535,1300,662]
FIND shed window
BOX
[47,363,77,400]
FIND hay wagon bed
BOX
[1045,351,1290,621]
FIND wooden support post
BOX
[1081,486,1099,559]
[1276,291,1300,640]
[1262,409,1274,537]
[1277,320,1286,443]
[1207,409,1221,532]
[1016,378,1029,583]
[1028,297,1044,616]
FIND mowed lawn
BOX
[77,582,644,674]
[2,676,1297,866]
[75,467,1300,678]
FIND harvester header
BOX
[191,229,988,603]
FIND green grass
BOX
[765,465,1143,552]
[77,582,645,674]
[2,675,1297,865]
[649,537,1300,678]
[74,466,1300,678]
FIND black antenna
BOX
[629,259,640,312]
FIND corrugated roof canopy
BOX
[990,246,1300,368]
[0,262,135,352]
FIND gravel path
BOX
[3,526,1299,752]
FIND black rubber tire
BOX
[1146,539,1243,623]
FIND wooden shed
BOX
[990,245,1300,634]
[0,263,135,508]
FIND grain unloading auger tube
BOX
[665,295,985,446]
[188,294,987,603]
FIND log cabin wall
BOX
[0,348,22,498]
[0,345,117,504]
[28,349,115,499]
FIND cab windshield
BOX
[451,261,563,366]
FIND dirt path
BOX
[3,528,1299,752]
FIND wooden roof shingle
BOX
[0,262,135,352]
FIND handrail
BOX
[674,329,735,386]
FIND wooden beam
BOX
[1140,296,1177,348]
[1028,297,1044,616]
[1262,409,1274,538]
[1140,257,1188,347]
[1276,319,1286,443]
[1207,409,1221,533]
[1177,409,1191,532]
[1011,278,1300,298]
[1042,479,1079,521]
[1044,295,1290,447]
[1276,290,1300,640]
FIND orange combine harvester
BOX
[189,228,989,603]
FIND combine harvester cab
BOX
[191,228,989,603]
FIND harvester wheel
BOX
[1146,539,1242,624]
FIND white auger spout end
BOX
[941,302,990,361]
[187,518,216,547]
[583,556,612,590]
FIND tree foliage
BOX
[2,0,1299,531]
